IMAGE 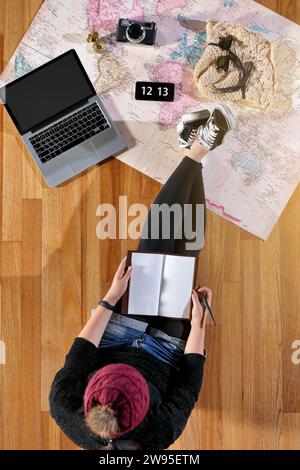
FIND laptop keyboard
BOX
[29,102,111,164]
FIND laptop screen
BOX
[1,50,95,135]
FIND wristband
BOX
[98,299,116,311]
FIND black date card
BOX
[135,81,175,102]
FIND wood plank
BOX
[279,190,300,412]
[99,159,122,299]
[41,411,60,450]
[82,159,122,323]
[60,177,82,359]
[240,235,282,449]
[20,199,42,449]
[198,325,223,449]
[22,143,44,199]
[198,213,224,323]
[171,325,223,450]
[257,0,300,22]
[281,413,300,449]
[221,282,243,449]
[221,221,240,283]
[120,162,161,254]
[41,187,62,411]
[1,116,23,241]
[0,285,4,450]
[60,431,79,450]
[81,167,102,323]
[1,0,44,239]
[2,0,42,40]
[20,1,45,199]
[1,242,21,449]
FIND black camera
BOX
[116,19,156,46]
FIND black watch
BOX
[98,299,116,311]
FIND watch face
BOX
[135,81,175,102]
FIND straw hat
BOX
[193,20,275,109]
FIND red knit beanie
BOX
[83,364,150,437]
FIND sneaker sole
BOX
[213,104,236,131]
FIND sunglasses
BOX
[207,35,253,99]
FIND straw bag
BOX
[193,20,275,109]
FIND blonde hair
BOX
[85,404,120,439]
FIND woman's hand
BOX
[191,286,212,328]
[104,257,132,305]
[185,286,212,355]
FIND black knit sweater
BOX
[49,337,205,450]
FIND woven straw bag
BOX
[193,20,275,109]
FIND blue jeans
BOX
[99,312,186,369]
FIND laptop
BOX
[0,49,126,187]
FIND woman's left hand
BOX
[104,257,132,305]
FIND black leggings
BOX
[130,156,206,341]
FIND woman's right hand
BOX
[104,257,132,305]
[191,287,212,328]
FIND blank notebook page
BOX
[128,252,164,315]
[158,255,195,318]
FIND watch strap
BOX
[98,299,116,311]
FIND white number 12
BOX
[141,86,152,95]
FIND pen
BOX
[198,292,216,326]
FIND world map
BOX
[1,0,300,239]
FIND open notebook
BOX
[123,251,197,319]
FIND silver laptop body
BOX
[0,49,126,187]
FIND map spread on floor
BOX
[1,0,300,239]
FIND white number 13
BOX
[158,86,169,96]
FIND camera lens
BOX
[126,22,145,43]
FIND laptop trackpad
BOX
[65,141,99,173]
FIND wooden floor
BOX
[0,0,300,450]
